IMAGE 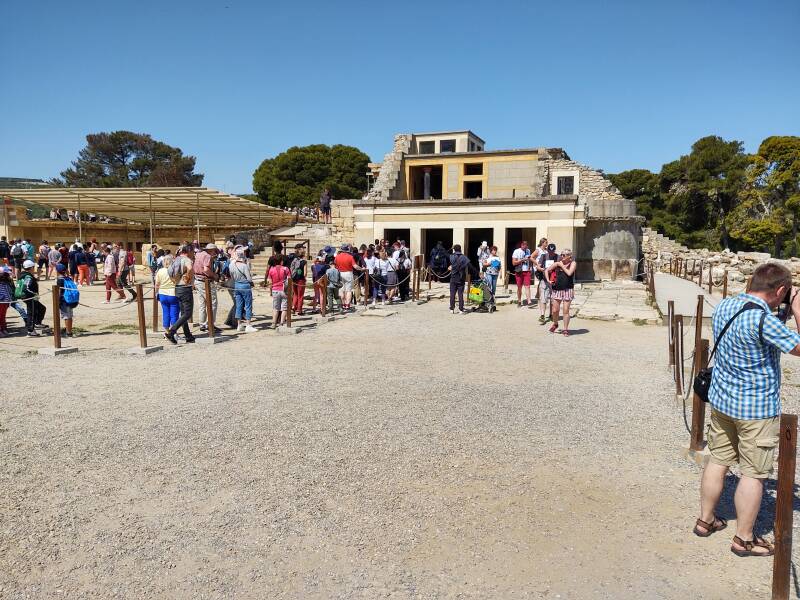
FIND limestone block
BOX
[737,251,771,261]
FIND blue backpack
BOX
[62,278,80,307]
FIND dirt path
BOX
[0,295,791,598]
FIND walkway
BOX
[654,272,720,319]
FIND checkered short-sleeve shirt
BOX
[709,294,800,420]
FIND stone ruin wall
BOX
[642,226,800,293]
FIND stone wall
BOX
[642,226,800,292]
[366,134,412,202]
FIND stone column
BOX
[452,227,465,253]
[410,226,422,260]
[493,226,507,280]
[423,167,432,200]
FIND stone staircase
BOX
[642,226,689,255]
[366,134,412,201]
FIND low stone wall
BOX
[642,227,800,292]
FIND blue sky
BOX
[1,0,798,193]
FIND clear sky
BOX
[1,0,798,194]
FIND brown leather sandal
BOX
[693,516,727,537]
[730,535,774,557]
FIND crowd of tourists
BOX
[0,231,578,341]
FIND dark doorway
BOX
[422,228,453,264]
[464,181,483,199]
[384,228,411,249]
[505,227,537,270]
[410,165,443,199]
[465,227,493,269]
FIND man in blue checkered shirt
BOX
[695,263,800,557]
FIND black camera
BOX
[777,288,795,323]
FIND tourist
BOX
[325,260,342,313]
[10,239,25,278]
[229,247,257,332]
[0,266,13,336]
[546,248,577,335]
[146,244,159,284]
[377,249,398,304]
[47,244,62,280]
[695,263,800,557]
[482,246,501,297]
[37,240,50,278]
[24,239,34,264]
[534,238,553,323]
[164,245,196,345]
[67,244,80,282]
[320,187,332,224]
[289,246,307,316]
[55,263,78,337]
[267,256,290,327]
[364,247,382,305]
[116,244,137,302]
[18,260,47,336]
[334,244,359,311]
[0,236,9,266]
[448,244,478,315]
[512,240,532,307]
[87,239,98,284]
[429,240,449,282]
[155,254,179,333]
[57,241,68,266]
[311,253,330,312]
[193,243,219,333]
[397,250,412,301]
[477,241,490,274]
[102,245,126,303]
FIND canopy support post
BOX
[148,194,154,245]
[196,192,200,242]
[77,193,82,242]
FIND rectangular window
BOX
[557,176,575,195]
[464,181,483,199]
[464,163,483,176]
[418,141,435,154]
[469,141,475,151]
[439,139,456,153]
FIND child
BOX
[56,263,79,337]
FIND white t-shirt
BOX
[364,256,379,274]
[512,248,531,272]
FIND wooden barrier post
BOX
[722,270,728,299]
[203,279,216,336]
[321,274,328,316]
[697,261,703,287]
[135,283,147,348]
[694,294,703,357]
[674,315,684,395]
[708,267,713,294]
[152,292,159,332]
[689,339,709,451]
[772,413,797,600]
[51,285,62,349]
[285,277,293,327]
[685,259,690,279]
[668,300,675,366]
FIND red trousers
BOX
[105,275,125,301]
[0,303,7,331]
[292,280,305,314]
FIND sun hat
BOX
[205,243,217,250]
[547,243,556,252]
[55,263,66,273]
[22,260,35,269]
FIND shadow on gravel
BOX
[567,328,590,335]
[715,473,800,538]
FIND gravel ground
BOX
[1,289,798,599]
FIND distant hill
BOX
[0,177,50,189]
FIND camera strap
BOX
[708,302,766,364]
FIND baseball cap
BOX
[23,259,35,269]
[55,263,66,273]
[547,243,556,252]
[205,243,217,250]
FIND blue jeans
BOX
[234,283,253,321]
[158,294,179,329]
[485,273,497,297]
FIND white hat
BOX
[22,259,35,269]
[481,241,488,247]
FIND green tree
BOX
[54,131,203,187]
[729,136,800,256]
[252,144,370,208]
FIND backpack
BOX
[14,273,29,299]
[168,257,185,281]
[126,251,135,267]
[290,256,304,281]
[62,278,80,307]
[11,244,23,258]
[326,267,341,288]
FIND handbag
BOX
[693,302,765,402]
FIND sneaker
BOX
[27,330,41,337]
[237,324,246,332]
[164,331,177,345]
[101,300,110,304]
[245,325,257,333]
[452,309,463,315]
[538,315,546,324]
[184,335,196,343]
[522,299,528,306]
[199,324,208,332]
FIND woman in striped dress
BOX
[546,249,577,336]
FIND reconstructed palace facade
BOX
[354,131,642,280]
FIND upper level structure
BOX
[365,131,636,219]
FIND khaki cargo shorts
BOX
[707,408,780,478]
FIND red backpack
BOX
[126,251,135,267]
